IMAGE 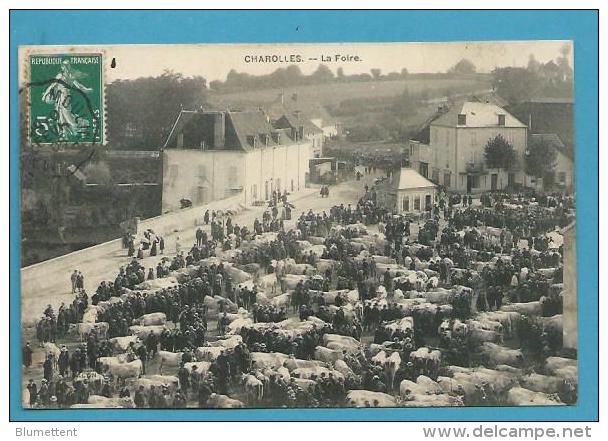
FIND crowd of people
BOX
[23,174,575,409]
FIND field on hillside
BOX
[208,76,492,110]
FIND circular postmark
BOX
[20,52,106,178]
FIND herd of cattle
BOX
[27,196,577,410]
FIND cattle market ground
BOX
[20,173,391,405]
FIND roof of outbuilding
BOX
[393,168,437,190]
[530,133,572,160]
[275,111,324,135]
[432,101,527,128]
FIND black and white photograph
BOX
[18,41,577,410]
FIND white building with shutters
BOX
[160,109,322,212]
[409,101,528,193]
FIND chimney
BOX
[213,112,225,148]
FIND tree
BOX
[525,136,557,178]
[527,54,540,73]
[449,59,476,75]
[400,67,409,78]
[492,66,541,104]
[106,71,207,149]
[370,68,382,80]
[310,64,335,82]
[484,134,516,171]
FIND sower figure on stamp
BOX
[42,60,93,139]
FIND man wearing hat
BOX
[26,379,38,407]
[58,346,70,377]
[55,375,67,406]
[38,379,50,406]
[22,342,33,369]
[134,385,146,408]
[43,354,54,382]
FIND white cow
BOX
[314,346,344,364]
[346,390,396,407]
[242,374,264,402]
[136,375,180,392]
[207,394,246,408]
[128,325,168,339]
[521,373,566,395]
[501,301,542,316]
[283,358,327,372]
[480,343,524,367]
[184,361,211,375]
[155,350,183,373]
[88,395,135,408]
[69,322,109,341]
[132,312,167,326]
[109,336,140,353]
[100,358,142,379]
[196,346,224,362]
[250,352,290,370]
[207,335,243,349]
[506,387,563,406]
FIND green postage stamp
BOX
[27,53,104,145]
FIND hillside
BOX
[208,75,492,111]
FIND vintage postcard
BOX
[18,41,577,410]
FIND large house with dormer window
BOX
[409,101,528,193]
[160,109,323,211]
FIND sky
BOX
[20,41,573,84]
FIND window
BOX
[444,172,451,188]
[252,184,258,200]
[558,172,566,183]
[414,196,421,211]
[402,197,410,212]
[432,169,439,183]
[458,114,467,125]
[420,162,429,178]
[498,114,506,126]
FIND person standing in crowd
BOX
[70,270,78,293]
[22,342,33,369]
[27,379,38,408]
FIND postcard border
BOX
[8,9,599,422]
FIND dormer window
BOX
[457,114,467,125]
[247,135,258,148]
[498,114,506,126]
